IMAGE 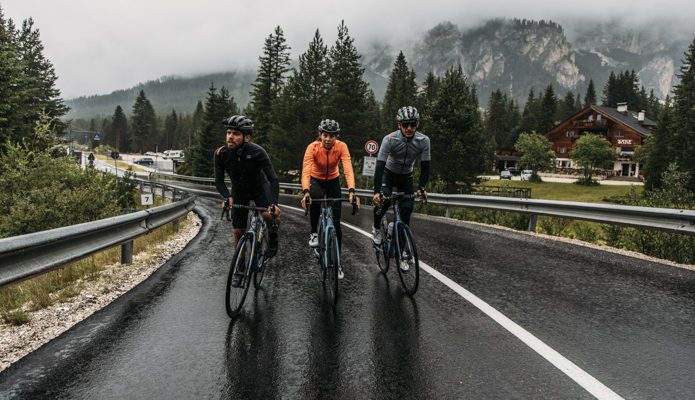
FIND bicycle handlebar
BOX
[375,192,426,213]
[303,197,359,216]
[221,203,278,221]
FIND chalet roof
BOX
[592,105,656,136]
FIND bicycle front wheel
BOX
[324,228,339,307]
[395,223,419,295]
[225,235,253,318]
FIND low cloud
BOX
[3,0,694,98]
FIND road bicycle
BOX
[374,192,421,295]
[305,197,357,307]
[222,203,275,318]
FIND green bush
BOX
[0,132,138,238]
[571,221,600,244]
[598,164,695,264]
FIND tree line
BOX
[3,3,694,196]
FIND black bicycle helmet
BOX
[222,115,254,135]
[317,119,341,133]
[396,106,420,122]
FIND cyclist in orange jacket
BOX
[300,119,359,278]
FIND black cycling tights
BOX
[309,177,343,249]
[373,170,414,229]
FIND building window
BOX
[558,146,567,154]
[565,130,576,138]
[621,147,634,153]
[615,131,624,137]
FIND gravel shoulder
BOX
[0,211,202,372]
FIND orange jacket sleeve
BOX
[301,142,315,192]
[339,141,355,189]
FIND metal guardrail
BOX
[0,181,196,288]
[151,172,695,236]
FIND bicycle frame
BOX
[222,203,272,272]
[379,193,417,259]
[313,198,341,268]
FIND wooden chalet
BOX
[544,103,656,178]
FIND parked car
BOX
[134,157,154,166]
[520,170,533,181]
[500,170,512,180]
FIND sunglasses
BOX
[400,121,417,129]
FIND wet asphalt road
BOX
[1,195,694,399]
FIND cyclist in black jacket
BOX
[214,116,281,261]
[372,106,430,246]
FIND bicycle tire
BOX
[325,228,339,307]
[225,235,253,318]
[395,223,419,295]
[375,221,389,273]
[254,229,269,289]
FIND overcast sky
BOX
[3,0,694,99]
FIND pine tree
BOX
[162,109,178,150]
[584,79,597,106]
[602,70,643,110]
[646,89,662,120]
[641,99,674,190]
[670,37,695,192]
[130,90,158,153]
[247,26,291,147]
[190,100,204,148]
[189,84,234,177]
[484,89,511,149]
[326,20,378,156]
[17,18,68,136]
[0,8,24,146]
[382,51,418,131]
[519,88,540,134]
[419,72,440,115]
[602,71,617,106]
[506,97,521,146]
[538,84,557,133]
[558,91,577,121]
[110,105,128,152]
[426,65,486,191]
[100,117,111,148]
[268,29,330,176]
[574,92,583,112]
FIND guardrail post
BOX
[445,207,452,218]
[528,214,538,232]
[121,241,133,264]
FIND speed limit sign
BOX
[365,140,379,155]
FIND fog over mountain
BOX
[63,15,693,120]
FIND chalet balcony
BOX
[572,119,608,130]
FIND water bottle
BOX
[387,222,394,237]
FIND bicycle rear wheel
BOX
[375,222,389,273]
[254,230,269,289]
[324,228,339,307]
[225,235,253,318]
[395,223,419,295]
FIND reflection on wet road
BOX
[1,197,693,399]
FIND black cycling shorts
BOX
[231,189,270,229]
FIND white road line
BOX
[283,204,623,400]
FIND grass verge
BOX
[0,202,189,325]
